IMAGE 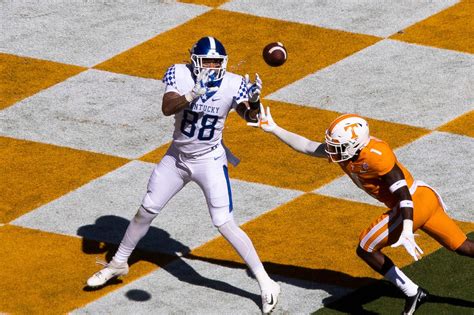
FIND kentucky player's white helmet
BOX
[190,36,228,82]
[325,114,370,162]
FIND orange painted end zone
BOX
[95,9,380,97]
[191,193,474,285]
[178,0,228,7]
[437,110,474,138]
[0,137,129,223]
[0,53,85,110]
[139,143,171,164]
[390,1,474,54]
[0,225,176,314]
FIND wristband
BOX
[389,179,407,193]
[399,200,413,208]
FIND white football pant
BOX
[113,143,271,286]
[142,144,233,227]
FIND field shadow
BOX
[78,216,474,312]
[77,215,260,307]
[185,253,474,313]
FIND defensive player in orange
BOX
[249,105,473,315]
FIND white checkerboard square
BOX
[0,69,174,159]
[267,40,474,129]
[221,0,458,37]
[0,1,209,66]
[12,160,303,254]
[73,257,351,314]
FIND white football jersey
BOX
[162,64,248,156]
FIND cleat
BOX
[261,280,280,314]
[402,287,428,315]
[86,259,129,288]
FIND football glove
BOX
[185,69,218,102]
[247,104,277,133]
[391,220,423,261]
[245,73,262,104]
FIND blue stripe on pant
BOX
[223,165,233,212]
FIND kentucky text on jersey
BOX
[191,103,219,114]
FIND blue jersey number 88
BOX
[180,110,218,141]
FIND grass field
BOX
[317,233,474,314]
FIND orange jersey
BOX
[339,137,414,209]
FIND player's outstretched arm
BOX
[248,105,326,158]
[383,164,424,261]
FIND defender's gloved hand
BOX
[247,104,277,133]
[245,73,262,104]
[391,220,424,261]
[185,69,218,102]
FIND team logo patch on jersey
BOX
[351,162,369,173]
[362,162,369,171]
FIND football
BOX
[262,42,287,67]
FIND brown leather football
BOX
[262,42,287,67]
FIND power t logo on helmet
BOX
[190,36,228,82]
[344,123,361,139]
[324,114,370,163]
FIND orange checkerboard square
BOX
[95,9,379,96]
[179,0,227,7]
[0,137,128,223]
[192,193,474,281]
[0,53,85,110]
[0,225,174,314]
[391,1,474,54]
[438,110,474,138]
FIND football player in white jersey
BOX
[86,36,280,314]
